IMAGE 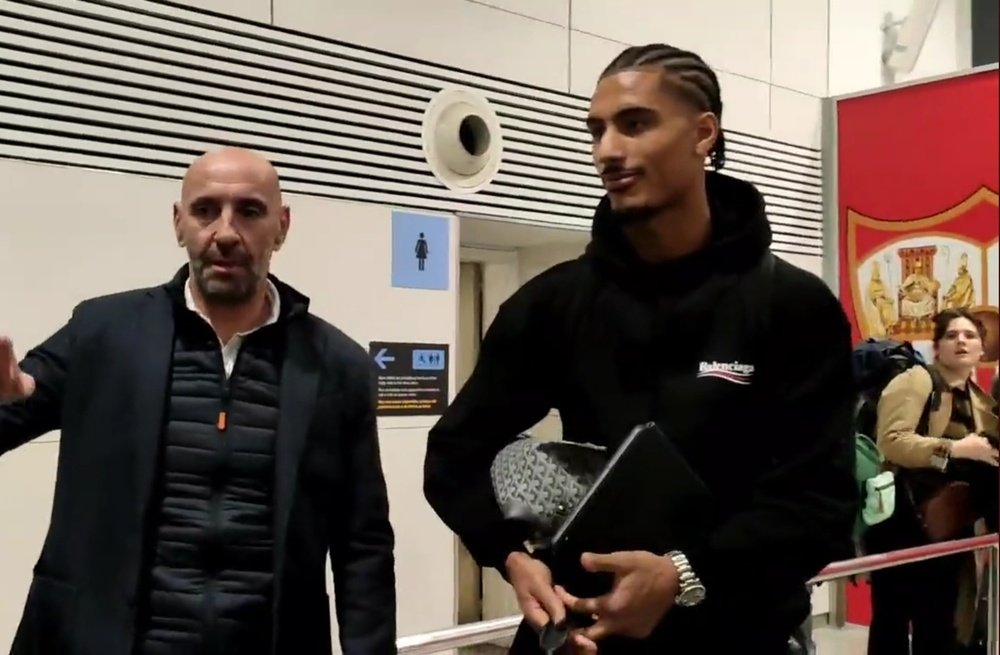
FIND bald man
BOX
[0,148,397,655]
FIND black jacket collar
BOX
[163,265,311,321]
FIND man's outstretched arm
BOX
[1,313,76,454]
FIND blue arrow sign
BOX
[373,348,395,370]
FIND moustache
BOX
[201,253,251,268]
[599,164,641,180]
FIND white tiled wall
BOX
[274,0,571,90]
[179,0,823,148]
[180,0,973,148]
[829,0,974,96]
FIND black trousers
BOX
[865,461,997,655]
[866,542,964,655]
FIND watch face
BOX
[678,585,707,607]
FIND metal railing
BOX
[396,534,999,654]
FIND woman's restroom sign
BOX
[391,210,450,291]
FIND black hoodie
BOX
[424,172,857,651]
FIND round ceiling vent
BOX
[422,88,503,194]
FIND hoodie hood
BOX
[584,171,772,293]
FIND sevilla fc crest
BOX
[846,187,999,383]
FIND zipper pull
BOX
[217,411,228,431]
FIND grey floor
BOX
[457,625,872,654]
[813,625,871,654]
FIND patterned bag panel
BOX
[490,435,608,544]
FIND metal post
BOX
[988,545,998,655]
[791,584,816,654]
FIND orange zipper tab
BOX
[217,411,228,431]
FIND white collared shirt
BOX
[184,278,281,378]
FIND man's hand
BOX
[950,434,999,466]
[556,551,679,642]
[504,552,566,631]
[566,634,598,654]
[0,337,35,403]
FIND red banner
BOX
[837,70,1000,390]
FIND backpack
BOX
[849,338,945,542]
[852,339,929,440]
[853,433,894,542]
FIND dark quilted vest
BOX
[136,306,283,655]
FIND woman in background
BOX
[866,308,998,655]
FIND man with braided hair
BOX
[425,44,856,654]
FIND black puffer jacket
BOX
[136,298,285,655]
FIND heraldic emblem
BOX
[846,187,999,368]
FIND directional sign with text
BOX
[368,341,450,416]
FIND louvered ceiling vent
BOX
[0,0,824,255]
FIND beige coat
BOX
[876,365,998,643]
[877,366,997,468]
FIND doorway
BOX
[456,260,484,624]
[453,227,590,630]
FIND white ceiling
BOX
[458,214,591,250]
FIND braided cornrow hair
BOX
[599,44,727,170]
